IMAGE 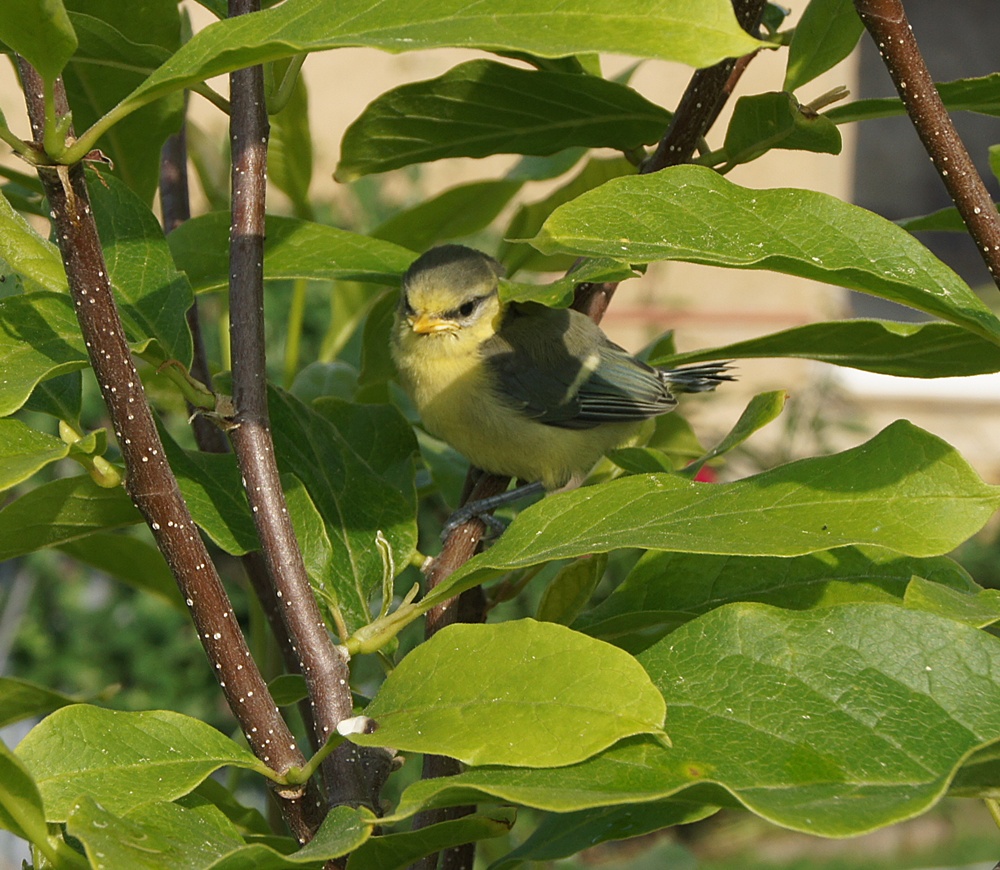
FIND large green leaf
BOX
[63,3,184,202]
[17,706,270,822]
[336,59,671,179]
[0,293,87,416]
[660,319,1000,378]
[113,0,762,125]
[351,620,666,767]
[0,474,141,560]
[783,0,863,92]
[88,170,193,364]
[168,214,415,293]
[0,0,76,82]
[423,421,1000,608]
[575,546,976,652]
[388,604,1000,838]
[530,164,1000,343]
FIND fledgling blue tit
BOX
[391,244,733,531]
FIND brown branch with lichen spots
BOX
[17,59,324,843]
[224,0,392,814]
[854,0,1000,289]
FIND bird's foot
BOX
[441,507,508,542]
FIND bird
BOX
[390,244,733,535]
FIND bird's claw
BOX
[441,509,508,542]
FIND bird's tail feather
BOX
[659,361,736,393]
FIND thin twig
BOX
[854,0,1000,288]
[17,59,323,842]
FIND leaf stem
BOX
[854,0,1000,290]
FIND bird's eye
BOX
[458,299,477,318]
[401,295,415,317]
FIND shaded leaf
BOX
[0,474,141,561]
[351,620,665,767]
[347,810,513,870]
[575,546,976,652]
[661,319,1000,378]
[0,677,78,729]
[168,214,414,293]
[530,164,1000,343]
[827,73,1000,124]
[337,60,671,179]
[722,91,841,166]
[904,575,1000,628]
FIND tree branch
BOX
[17,59,323,843]
[854,0,1000,289]
[225,0,389,813]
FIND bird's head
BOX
[395,245,504,350]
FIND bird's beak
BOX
[409,313,457,335]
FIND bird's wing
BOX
[483,304,676,430]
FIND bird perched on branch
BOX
[391,244,733,534]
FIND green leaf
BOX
[427,421,1000,607]
[661,319,1000,378]
[65,798,374,869]
[896,206,983,233]
[827,73,1000,124]
[721,91,841,166]
[347,810,513,870]
[530,164,1000,343]
[23,371,83,423]
[351,620,666,767]
[88,170,193,364]
[904,575,1000,628]
[0,292,88,416]
[57,532,184,607]
[17,706,270,822]
[0,418,69,492]
[491,800,716,868]
[783,0,863,92]
[371,179,524,251]
[536,553,608,626]
[119,0,763,120]
[575,546,976,652]
[269,389,417,633]
[0,474,141,561]
[64,4,183,201]
[0,190,68,293]
[0,677,77,729]
[0,740,48,848]
[680,390,786,478]
[0,0,77,82]
[336,60,671,179]
[390,604,1000,838]
[160,430,259,556]
[168,213,415,293]
[269,58,315,219]
[499,155,635,274]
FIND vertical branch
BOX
[18,60,322,842]
[854,0,1000,289]
[225,0,385,811]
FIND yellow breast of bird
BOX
[395,333,639,490]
